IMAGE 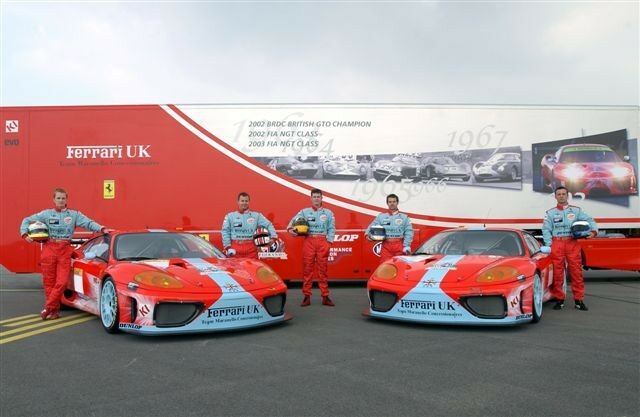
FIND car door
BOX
[70,235,111,307]
[523,233,552,288]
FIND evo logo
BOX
[66,145,151,159]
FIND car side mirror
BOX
[623,155,630,162]
[71,250,82,259]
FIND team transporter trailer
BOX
[2,104,639,277]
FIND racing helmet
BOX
[253,227,272,247]
[292,217,309,235]
[369,225,386,241]
[571,220,592,239]
[27,221,49,242]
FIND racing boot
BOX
[300,296,311,307]
[574,300,589,311]
[47,310,61,320]
[40,308,51,320]
[553,300,564,310]
[322,296,335,307]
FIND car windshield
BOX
[414,230,524,257]
[114,233,224,260]
[559,148,621,163]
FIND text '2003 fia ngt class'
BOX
[365,228,555,325]
[64,230,290,335]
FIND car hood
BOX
[110,257,276,292]
[397,254,532,284]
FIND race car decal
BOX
[117,258,286,334]
[370,255,533,325]
[184,258,283,330]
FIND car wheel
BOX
[510,167,518,182]
[473,174,484,183]
[425,167,434,179]
[461,175,470,182]
[373,171,385,181]
[100,278,120,333]
[531,273,543,323]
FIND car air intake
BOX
[462,296,507,319]
[263,294,286,317]
[154,302,202,327]
[370,290,397,312]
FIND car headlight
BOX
[560,165,585,180]
[610,166,632,178]
[373,263,398,280]
[134,271,184,289]
[476,266,521,283]
[256,266,281,284]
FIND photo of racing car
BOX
[372,154,421,181]
[268,156,319,179]
[472,152,521,182]
[540,143,637,196]
[63,230,290,335]
[420,156,471,182]
[365,228,555,325]
[322,155,369,179]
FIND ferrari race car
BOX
[373,155,421,181]
[268,157,319,179]
[540,143,637,196]
[63,230,290,335]
[472,153,521,182]
[365,228,555,325]
[420,156,471,182]
[322,156,369,179]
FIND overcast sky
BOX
[1,1,638,106]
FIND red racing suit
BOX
[40,241,75,311]
[288,206,336,297]
[230,240,258,259]
[542,204,597,301]
[380,239,404,263]
[20,207,104,313]
[549,237,585,300]
[302,236,331,297]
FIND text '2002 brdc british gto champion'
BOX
[64,231,290,335]
[365,228,555,325]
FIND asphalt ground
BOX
[1,269,638,417]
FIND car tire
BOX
[373,171,386,181]
[461,175,470,182]
[424,166,434,179]
[510,167,518,182]
[100,278,120,334]
[473,174,484,183]
[531,273,543,323]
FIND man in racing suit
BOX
[20,188,108,320]
[366,194,413,262]
[221,192,278,259]
[542,186,597,311]
[288,189,336,307]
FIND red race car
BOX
[541,143,637,196]
[365,228,556,325]
[64,230,290,335]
